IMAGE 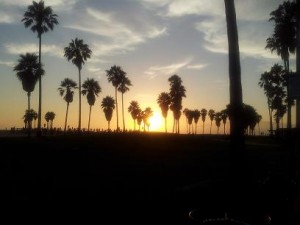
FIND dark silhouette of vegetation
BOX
[259,64,286,134]
[23,109,37,130]
[14,53,44,136]
[220,109,228,135]
[266,1,296,129]
[224,0,246,183]
[45,111,55,130]
[22,0,58,136]
[214,112,222,134]
[101,96,115,131]
[168,74,186,134]
[208,109,215,134]
[118,74,132,131]
[58,78,77,132]
[128,101,141,131]
[141,107,153,132]
[200,108,207,134]
[157,92,171,133]
[82,78,101,131]
[193,109,201,134]
[64,38,92,132]
[106,65,126,131]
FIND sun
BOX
[149,111,163,132]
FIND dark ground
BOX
[0,132,299,224]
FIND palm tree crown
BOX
[101,96,115,130]
[22,0,58,38]
[82,78,101,106]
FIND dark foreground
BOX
[0,132,299,224]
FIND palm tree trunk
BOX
[165,117,167,133]
[258,122,261,135]
[203,122,205,134]
[224,0,246,180]
[108,121,110,130]
[115,87,119,131]
[78,68,82,132]
[297,0,300,129]
[285,58,292,129]
[122,93,125,131]
[37,34,42,137]
[64,103,69,132]
[268,104,273,135]
[210,121,212,134]
[88,105,92,131]
[27,92,31,137]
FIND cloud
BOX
[187,64,208,70]
[0,60,14,67]
[145,58,193,79]
[65,7,167,57]
[4,43,63,57]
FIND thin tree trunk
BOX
[78,68,82,132]
[165,117,167,133]
[224,0,246,181]
[88,105,92,131]
[268,105,273,135]
[27,92,31,137]
[203,121,205,134]
[285,58,292,129]
[37,35,42,137]
[297,0,300,128]
[64,103,69,132]
[115,87,119,131]
[122,93,125,131]
[210,121,212,134]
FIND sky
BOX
[0,0,296,134]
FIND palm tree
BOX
[101,96,115,131]
[168,74,186,134]
[23,109,37,130]
[183,108,189,133]
[32,110,38,129]
[256,114,262,135]
[44,111,51,130]
[221,109,228,135]
[49,111,55,129]
[224,0,245,165]
[193,109,201,134]
[82,78,101,131]
[186,110,194,134]
[142,107,153,132]
[14,53,43,113]
[200,108,207,134]
[208,109,215,134]
[106,65,126,131]
[128,101,141,131]
[118,75,132,131]
[266,1,296,129]
[58,78,78,132]
[64,38,92,132]
[157,92,171,132]
[215,112,222,134]
[45,111,55,130]
[22,0,58,136]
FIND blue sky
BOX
[0,0,294,133]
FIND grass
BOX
[0,132,297,224]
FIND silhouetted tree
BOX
[221,109,228,135]
[58,78,77,132]
[208,109,215,134]
[183,108,189,133]
[200,108,207,134]
[142,107,153,132]
[157,92,171,133]
[168,74,186,134]
[22,0,58,136]
[128,101,141,131]
[82,78,101,131]
[266,1,296,129]
[64,38,92,132]
[118,75,132,131]
[215,112,222,134]
[23,109,37,130]
[45,111,55,130]
[259,64,286,135]
[193,109,201,134]
[185,109,194,134]
[101,96,115,131]
[14,53,44,136]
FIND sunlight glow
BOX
[149,111,163,131]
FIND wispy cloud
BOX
[145,58,194,79]
[187,64,208,70]
[4,43,63,57]
[0,60,14,67]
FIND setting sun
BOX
[149,112,163,132]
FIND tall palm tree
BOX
[82,78,101,131]
[106,65,126,131]
[14,53,43,113]
[22,0,58,136]
[224,0,245,157]
[193,109,201,134]
[215,112,222,134]
[49,111,55,129]
[200,108,207,134]
[266,1,296,129]
[64,38,92,132]
[221,109,228,135]
[186,110,194,134]
[58,78,77,132]
[44,111,51,130]
[142,107,153,132]
[157,92,171,133]
[128,101,141,131]
[208,109,215,134]
[23,109,37,130]
[45,111,55,130]
[118,75,132,131]
[101,96,115,131]
[168,74,186,134]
